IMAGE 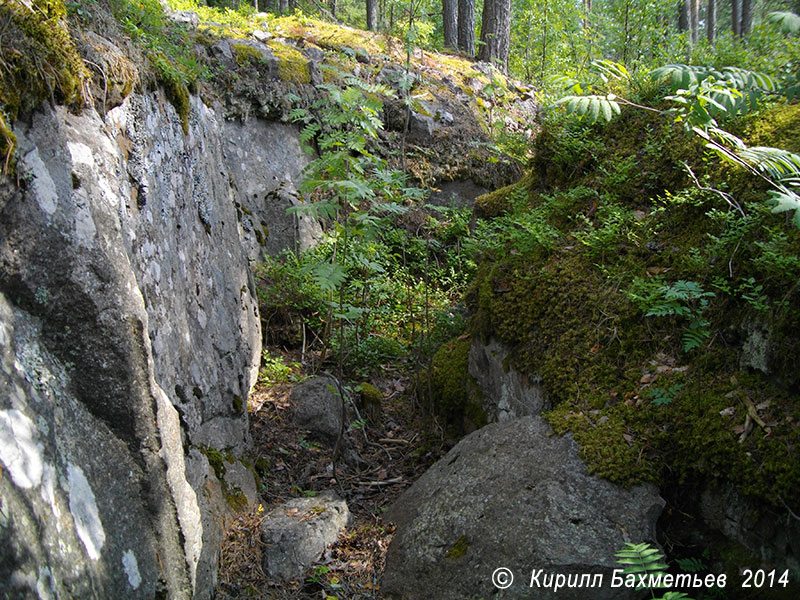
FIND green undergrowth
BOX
[254,206,473,380]
[466,103,800,512]
[110,0,207,132]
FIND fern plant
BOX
[550,56,800,227]
[615,542,694,600]
[626,280,715,353]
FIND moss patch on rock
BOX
[232,43,267,67]
[266,41,311,84]
[0,0,89,171]
[428,336,487,435]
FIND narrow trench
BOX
[215,355,448,599]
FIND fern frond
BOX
[590,59,630,82]
[739,147,800,179]
[650,64,720,91]
[554,94,620,123]
[768,188,800,227]
[766,11,800,34]
[721,67,777,92]
[615,542,669,575]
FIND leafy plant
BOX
[627,280,715,352]
[615,542,694,600]
[648,384,684,406]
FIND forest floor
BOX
[214,348,446,599]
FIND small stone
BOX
[260,491,351,581]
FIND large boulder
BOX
[383,416,664,600]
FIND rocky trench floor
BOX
[214,352,446,599]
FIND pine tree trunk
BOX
[477,0,511,72]
[741,0,753,35]
[279,0,288,13]
[367,0,377,30]
[457,0,475,57]
[706,0,717,44]
[443,0,458,50]
[690,0,699,43]
[329,0,337,19]
[678,0,689,32]
[731,0,741,37]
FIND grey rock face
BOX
[468,338,550,422]
[260,491,351,581]
[0,84,314,596]
[427,179,488,209]
[290,375,345,444]
[219,118,321,261]
[0,294,166,599]
[699,482,800,577]
[383,416,664,600]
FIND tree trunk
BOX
[279,0,288,13]
[367,0,377,30]
[443,0,458,49]
[690,0,699,43]
[582,0,592,29]
[706,0,717,44]
[731,0,741,37]
[329,0,337,19]
[477,0,511,71]
[678,0,689,32]
[457,0,475,57]
[741,0,753,35]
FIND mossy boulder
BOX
[466,101,800,555]
[267,41,312,84]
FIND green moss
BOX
[474,182,517,219]
[271,15,384,57]
[445,535,469,559]
[232,394,243,414]
[199,446,254,512]
[254,227,266,246]
[232,43,265,67]
[429,336,487,435]
[266,41,311,84]
[224,486,249,512]
[465,104,800,514]
[745,103,800,153]
[201,446,235,479]
[0,0,89,158]
[159,63,190,135]
[359,382,382,403]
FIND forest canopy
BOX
[192,0,800,85]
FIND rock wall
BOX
[0,90,305,598]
